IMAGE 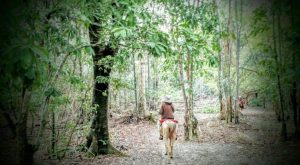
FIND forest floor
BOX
[54,107,300,165]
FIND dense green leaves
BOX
[2,0,299,162]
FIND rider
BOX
[238,96,244,110]
[159,96,175,140]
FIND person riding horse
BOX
[159,96,175,140]
[238,96,245,110]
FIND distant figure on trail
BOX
[159,96,177,159]
[159,96,175,140]
[238,96,245,110]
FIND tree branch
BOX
[239,66,259,74]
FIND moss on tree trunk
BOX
[86,19,122,155]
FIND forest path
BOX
[59,107,300,165]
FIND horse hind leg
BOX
[164,139,168,155]
[169,125,177,159]
[163,125,169,155]
[170,145,173,159]
[167,139,172,159]
[165,134,171,157]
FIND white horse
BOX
[161,119,177,159]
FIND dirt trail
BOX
[52,107,300,165]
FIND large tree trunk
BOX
[152,57,158,111]
[51,108,56,158]
[187,53,198,140]
[216,20,225,120]
[272,5,287,141]
[178,53,198,140]
[133,54,138,117]
[289,0,299,138]
[215,0,226,121]
[227,96,232,123]
[86,19,119,155]
[138,56,147,118]
[234,0,242,124]
[218,51,225,120]
[147,54,151,111]
[225,0,233,123]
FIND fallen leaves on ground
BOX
[49,107,300,165]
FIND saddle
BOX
[159,119,178,124]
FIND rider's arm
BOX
[159,104,164,119]
[171,104,175,112]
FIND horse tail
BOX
[168,121,176,139]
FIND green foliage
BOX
[3,0,298,160]
[51,95,70,106]
[0,0,97,158]
[110,77,130,90]
[45,86,62,98]
[197,1,219,33]
[249,98,262,107]
[250,7,270,37]
[196,105,219,114]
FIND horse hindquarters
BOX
[162,121,176,159]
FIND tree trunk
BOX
[133,54,138,117]
[178,53,198,140]
[234,0,242,124]
[51,108,56,158]
[227,96,232,123]
[218,49,225,120]
[138,56,147,118]
[16,118,34,165]
[16,89,35,165]
[152,57,158,111]
[272,5,286,141]
[188,53,194,113]
[225,0,233,123]
[187,53,198,140]
[147,54,151,111]
[86,18,119,155]
[108,86,112,110]
[216,12,225,120]
[216,20,225,119]
[289,0,299,138]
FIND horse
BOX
[161,119,177,159]
[238,96,245,110]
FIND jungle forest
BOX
[1,0,300,164]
